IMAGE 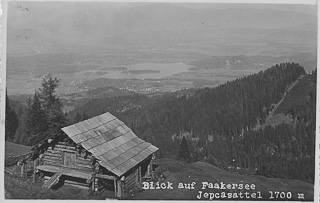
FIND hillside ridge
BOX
[255,74,306,129]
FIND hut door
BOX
[63,152,76,167]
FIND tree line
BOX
[6,74,66,145]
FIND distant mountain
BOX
[189,53,317,71]
[301,59,317,72]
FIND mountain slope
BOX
[259,73,316,129]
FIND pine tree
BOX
[38,74,66,132]
[27,91,48,140]
[5,91,19,141]
[178,136,191,162]
[15,74,66,145]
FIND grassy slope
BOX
[4,174,90,199]
[4,143,314,200]
[5,141,32,159]
[134,159,314,201]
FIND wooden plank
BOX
[79,131,95,141]
[99,150,119,162]
[131,138,144,145]
[92,135,107,145]
[73,166,93,172]
[116,179,122,199]
[46,149,62,154]
[75,158,92,165]
[44,153,63,158]
[107,133,134,149]
[42,172,62,189]
[74,162,93,169]
[114,179,117,196]
[95,173,116,180]
[55,148,76,153]
[120,158,138,172]
[125,173,137,183]
[64,179,89,187]
[121,125,132,134]
[108,155,127,168]
[94,125,109,137]
[98,113,116,124]
[55,144,67,149]
[118,124,129,135]
[106,119,120,130]
[125,179,137,188]
[44,152,62,158]
[113,119,125,128]
[89,145,105,157]
[70,134,81,144]
[37,165,93,179]
[111,146,126,155]
[73,122,91,134]
[148,145,159,152]
[43,156,62,161]
[82,138,101,150]
[119,139,138,151]
[64,146,76,150]
[61,126,77,138]
[97,142,113,154]
[43,160,61,166]
[88,117,102,129]
[75,154,93,160]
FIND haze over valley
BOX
[7,2,316,103]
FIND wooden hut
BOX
[35,112,158,199]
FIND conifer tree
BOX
[178,136,191,162]
[26,91,48,140]
[5,91,19,141]
[38,74,66,132]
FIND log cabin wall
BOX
[124,166,139,193]
[42,141,93,172]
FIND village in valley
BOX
[3,1,318,201]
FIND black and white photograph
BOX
[1,0,318,201]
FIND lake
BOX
[102,62,192,80]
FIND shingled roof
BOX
[61,112,158,177]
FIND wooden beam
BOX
[54,148,76,153]
[114,179,117,197]
[93,173,116,180]
[138,166,142,183]
[116,179,122,199]
[20,163,25,178]
[33,159,37,183]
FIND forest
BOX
[6,62,316,183]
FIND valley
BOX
[6,51,317,114]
